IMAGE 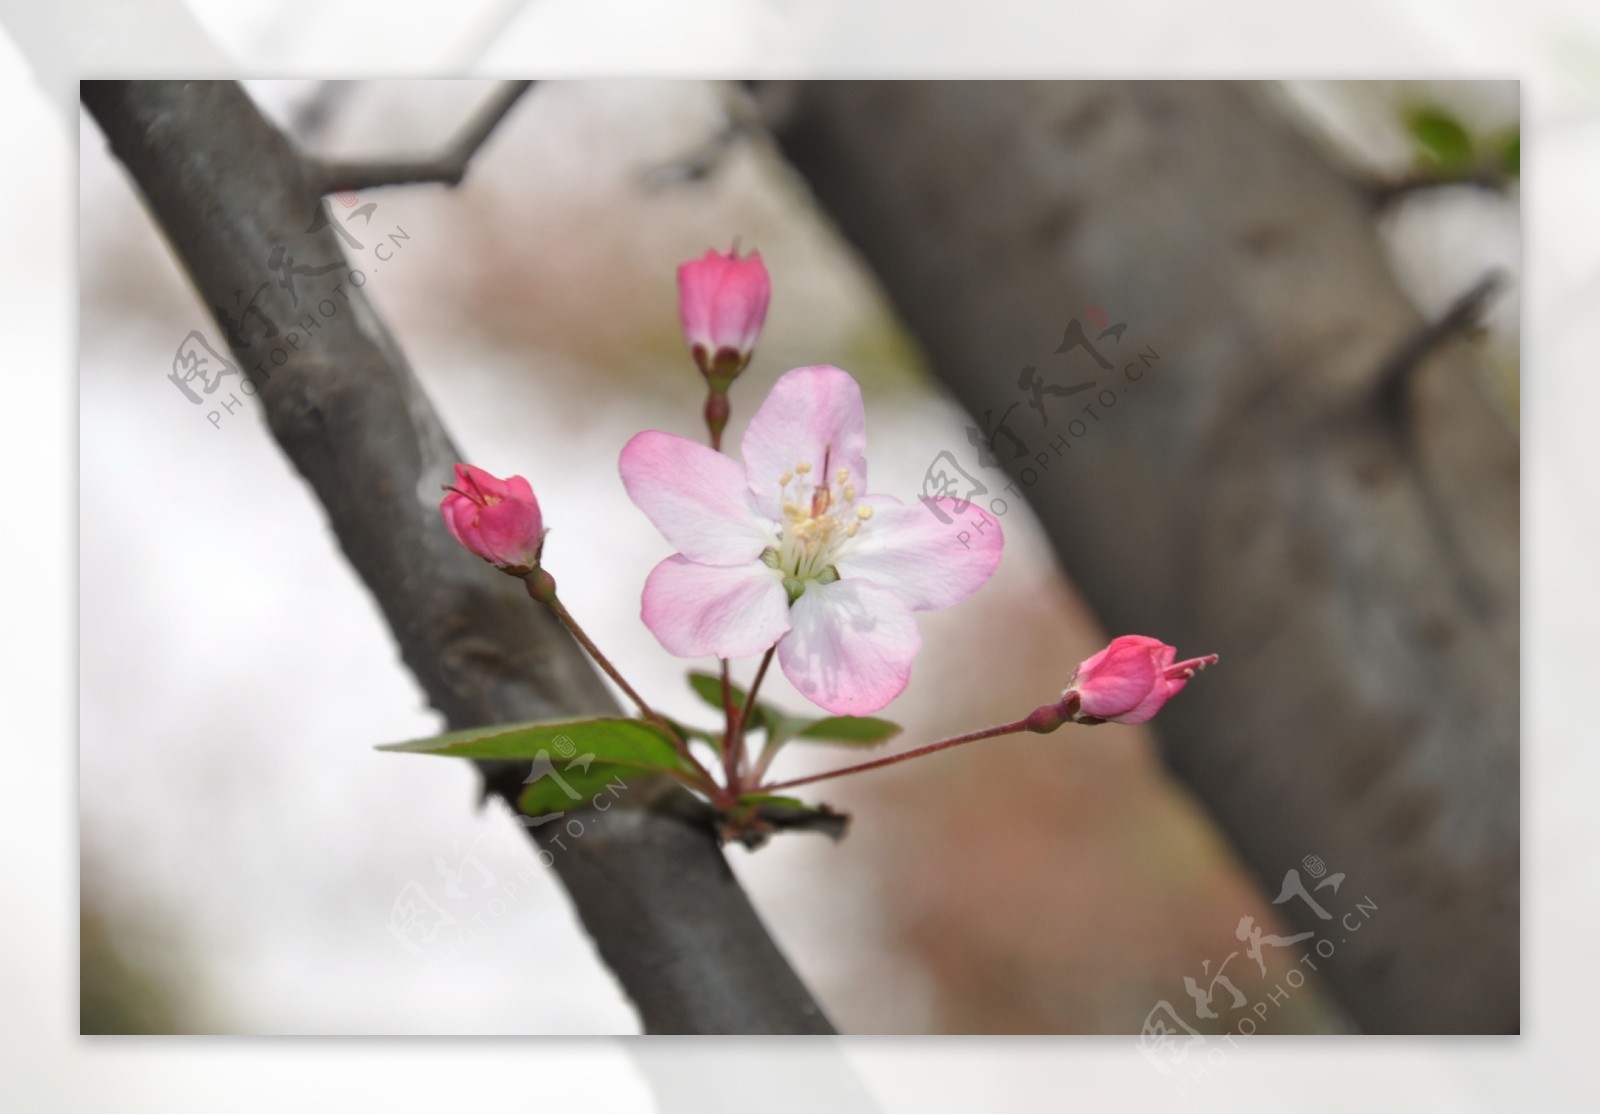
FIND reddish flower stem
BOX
[735,647,775,750]
[759,716,1036,794]
[719,660,738,790]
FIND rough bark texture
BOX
[82,79,832,1035]
[767,80,1518,1034]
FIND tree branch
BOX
[1373,270,1507,418]
[311,79,534,193]
[83,79,831,1035]
[1368,167,1514,207]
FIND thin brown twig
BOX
[313,80,534,193]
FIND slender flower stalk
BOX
[758,635,1218,793]
[732,646,776,759]
[524,568,721,795]
[760,716,1038,794]
[719,659,738,789]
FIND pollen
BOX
[771,450,871,584]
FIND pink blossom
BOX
[439,463,545,572]
[1063,635,1217,725]
[677,247,771,380]
[620,365,1004,715]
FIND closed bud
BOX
[1062,635,1217,725]
[677,246,770,382]
[439,463,544,573]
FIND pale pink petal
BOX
[641,555,792,659]
[620,431,775,565]
[740,365,868,517]
[835,495,1004,611]
[778,579,920,715]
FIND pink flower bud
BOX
[677,246,770,382]
[439,463,544,572]
[1062,635,1217,725]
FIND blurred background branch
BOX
[763,79,1518,1034]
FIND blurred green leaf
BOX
[1406,106,1475,171]
[791,716,902,745]
[1497,129,1520,176]
[664,715,722,754]
[687,670,767,732]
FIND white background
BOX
[2,0,1590,1110]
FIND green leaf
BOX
[1497,128,1520,176]
[792,716,902,746]
[1406,106,1475,171]
[687,670,767,731]
[735,793,814,811]
[687,670,737,709]
[379,717,690,777]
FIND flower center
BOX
[762,452,872,599]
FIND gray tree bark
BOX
[766,80,1518,1034]
[82,79,832,1035]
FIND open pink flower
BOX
[677,247,771,380]
[439,463,544,572]
[620,365,1004,715]
[1063,635,1217,725]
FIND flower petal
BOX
[778,579,920,715]
[620,431,775,565]
[1071,637,1164,720]
[641,555,791,659]
[741,365,868,518]
[1111,675,1186,725]
[710,253,770,355]
[836,495,1004,611]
